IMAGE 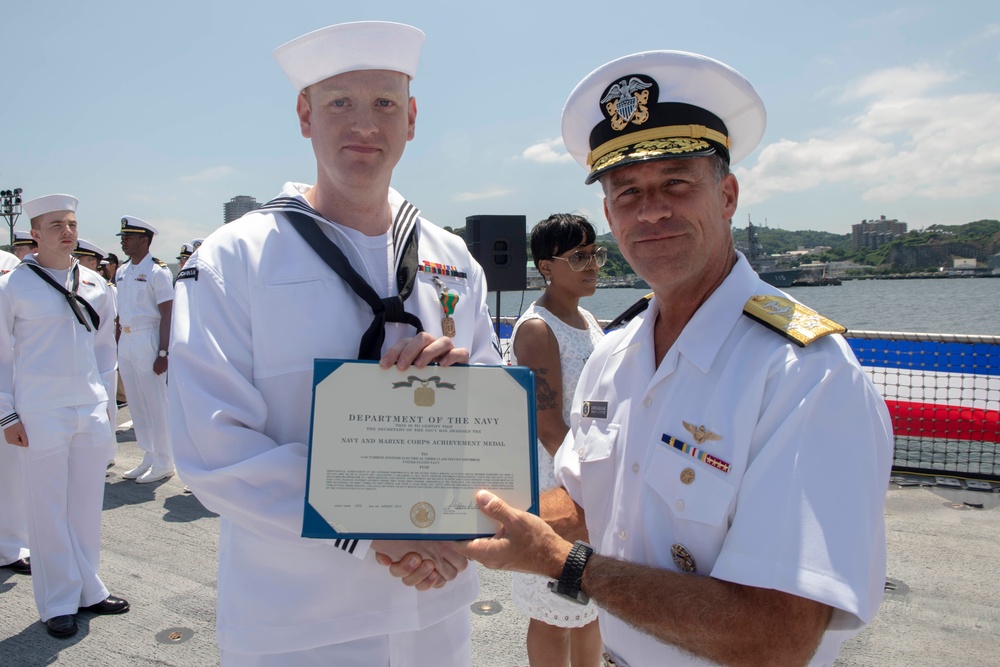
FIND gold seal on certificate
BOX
[302,361,539,540]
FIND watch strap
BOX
[550,540,594,604]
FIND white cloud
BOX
[738,64,1000,206]
[452,187,514,203]
[841,65,956,101]
[520,138,574,164]
[180,166,235,183]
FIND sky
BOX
[1,0,998,259]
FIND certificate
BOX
[302,361,538,540]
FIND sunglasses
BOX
[549,246,608,271]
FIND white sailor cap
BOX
[74,239,107,260]
[12,230,36,247]
[562,51,766,184]
[117,215,158,236]
[177,242,194,259]
[273,21,425,92]
[22,194,79,220]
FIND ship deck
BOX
[1,408,998,666]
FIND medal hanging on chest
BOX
[434,278,459,337]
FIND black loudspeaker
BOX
[465,215,527,292]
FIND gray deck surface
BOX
[1,407,997,666]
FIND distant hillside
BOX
[450,219,1000,273]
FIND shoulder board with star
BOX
[152,257,168,268]
[743,295,845,347]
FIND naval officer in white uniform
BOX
[75,239,120,465]
[0,249,31,577]
[115,216,174,483]
[11,230,37,261]
[0,194,129,638]
[169,21,501,666]
[454,51,894,666]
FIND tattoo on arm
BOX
[535,368,559,412]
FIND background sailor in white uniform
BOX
[10,230,37,261]
[115,216,174,483]
[75,239,119,466]
[169,21,501,667]
[0,248,31,577]
[453,51,894,666]
[0,194,129,638]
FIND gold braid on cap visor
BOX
[587,124,731,172]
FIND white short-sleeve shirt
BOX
[556,255,893,667]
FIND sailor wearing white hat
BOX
[454,52,893,667]
[115,215,174,484]
[11,229,37,261]
[0,194,128,638]
[169,20,500,666]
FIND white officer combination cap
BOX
[22,194,79,220]
[191,238,204,249]
[273,21,425,92]
[562,51,766,184]
[177,242,194,259]
[117,215,159,236]
[12,230,35,247]
[74,239,107,260]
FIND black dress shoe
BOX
[2,557,30,575]
[45,614,78,638]
[82,595,130,615]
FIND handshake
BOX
[373,490,570,590]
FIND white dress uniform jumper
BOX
[0,257,118,621]
[170,184,501,662]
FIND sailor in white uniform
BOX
[115,216,174,483]
[454,51,893,666]
[176,242,194,271]
[0,249,31,577]
[0,194,129,638]
[11,230,37,261]
[75,239,120,464]
[169,21,501,666]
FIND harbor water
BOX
[491,277,1000,336]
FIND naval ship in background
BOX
[743,216,801,287]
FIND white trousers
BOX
[19,403,112,621]
[220,606,472,667]
[118,327,172,469]
[0,437,29,565]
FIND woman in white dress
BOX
[510,214,606,667]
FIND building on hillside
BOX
[223,195,262,224]
[852,215,907,250]
[989,253,1000,275]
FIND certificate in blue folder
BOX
[303,361,538,540]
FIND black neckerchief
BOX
[24,261,101,332]
[274,201,423,361]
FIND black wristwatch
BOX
[547,540,594,605]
